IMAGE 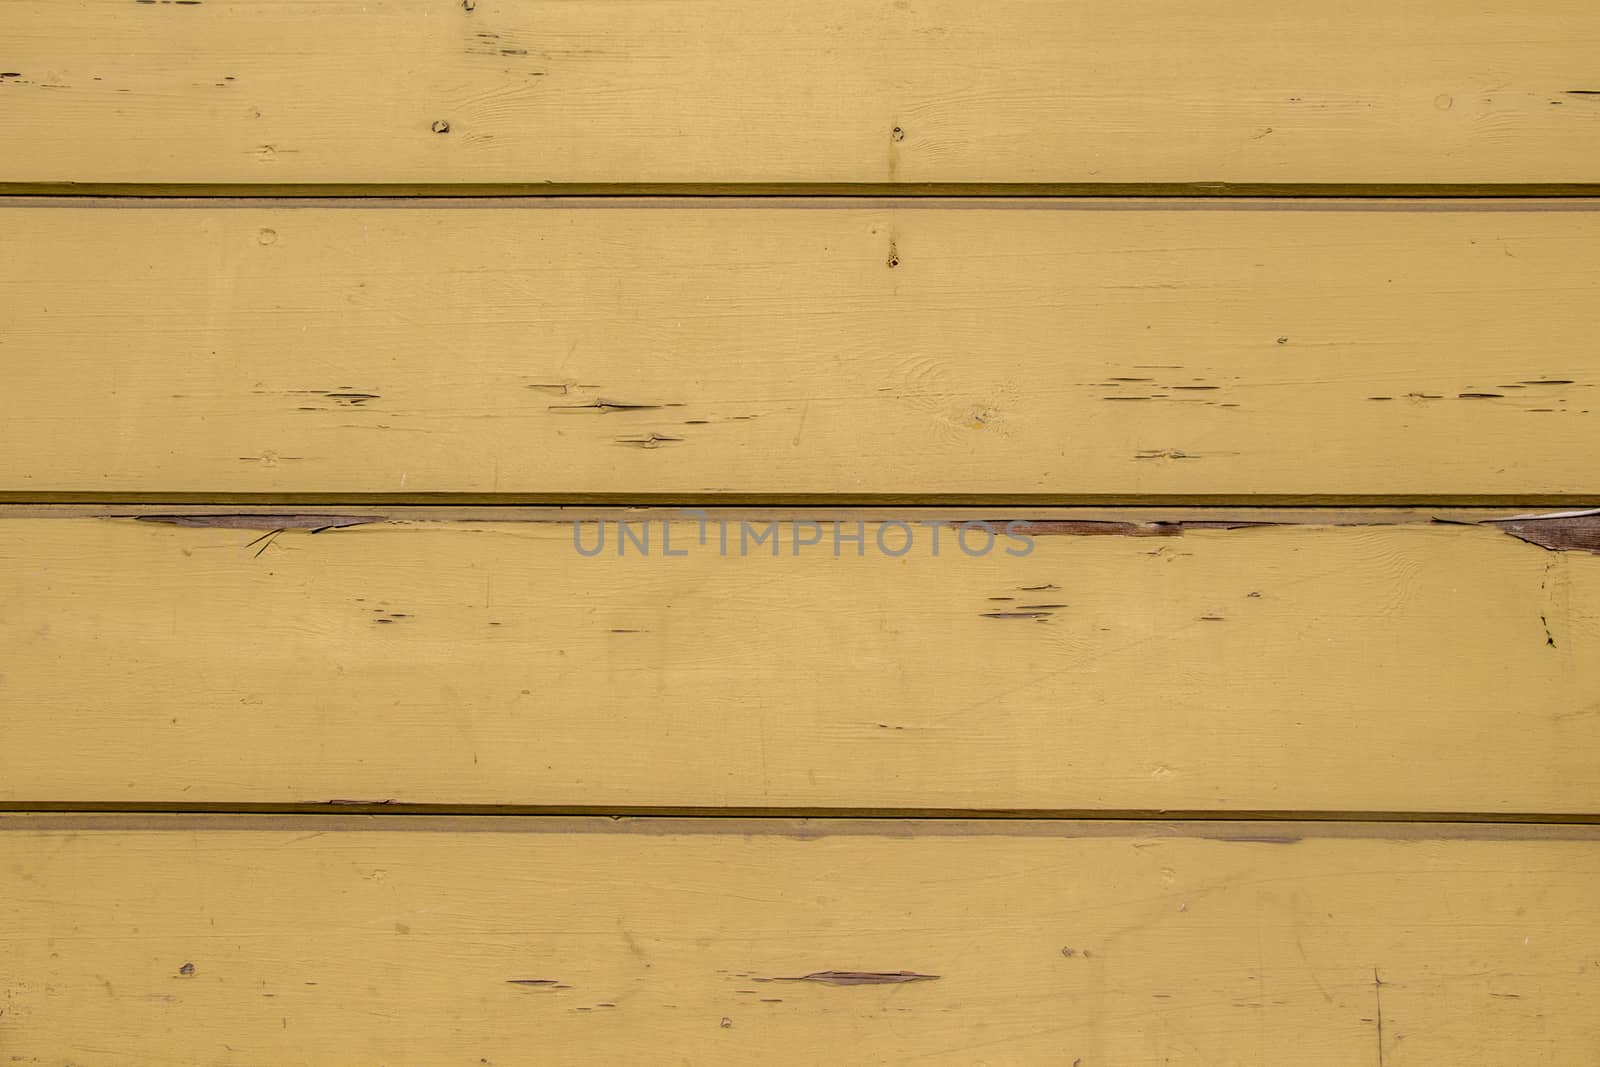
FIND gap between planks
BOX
[6,184,1600,200]
[4,812,1600,839]
[2,495,1599,508]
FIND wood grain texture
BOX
[3,199,1599,498]
[3,815,1598,1065]
[3,511,1597,811]
[3,0,1600,185]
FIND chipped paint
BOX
[59,507,1600,557]
[133,514,379,531]
[765,971,940,985]
[1483,511,1600,554]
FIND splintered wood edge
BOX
[1,505,1595,555]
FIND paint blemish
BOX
[550,398,676,413]
[763,971,940,985]
[1475,511,1600,556]
[134,514,377,532]
[616,432,684,449]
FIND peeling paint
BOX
[990,514,1600,556]
[1482,512,1600,555]
[134,514,378,531]
[74,507,1600,558]
[994,519,1272,538]
[615,432,684,449]
[550,399,680,413]
[765,970,940,985]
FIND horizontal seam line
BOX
[2,804,1597,824]
[0,495,1596,508]
[6,182,1600,200]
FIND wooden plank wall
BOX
[4,0,1600,187]
[3,200,1598,498]
[2,3,1597,1063]
[5,816,1599,1065]
[4,507,1599,813]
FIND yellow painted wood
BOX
[3,513,1596,811]
[2,815,1597,1065]
[3,200,1599,498]
[3,1,1599,185]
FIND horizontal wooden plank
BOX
[3,510,1596,812]
[3,200,1598,498]
[3,1,1599,185]
[2,815,1597,1064]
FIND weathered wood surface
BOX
[3,200,1598,498]
[4,0,1600,186]
[3,510,1596,811]
[7,5,1597,1063]
[2,815,1597,1065]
